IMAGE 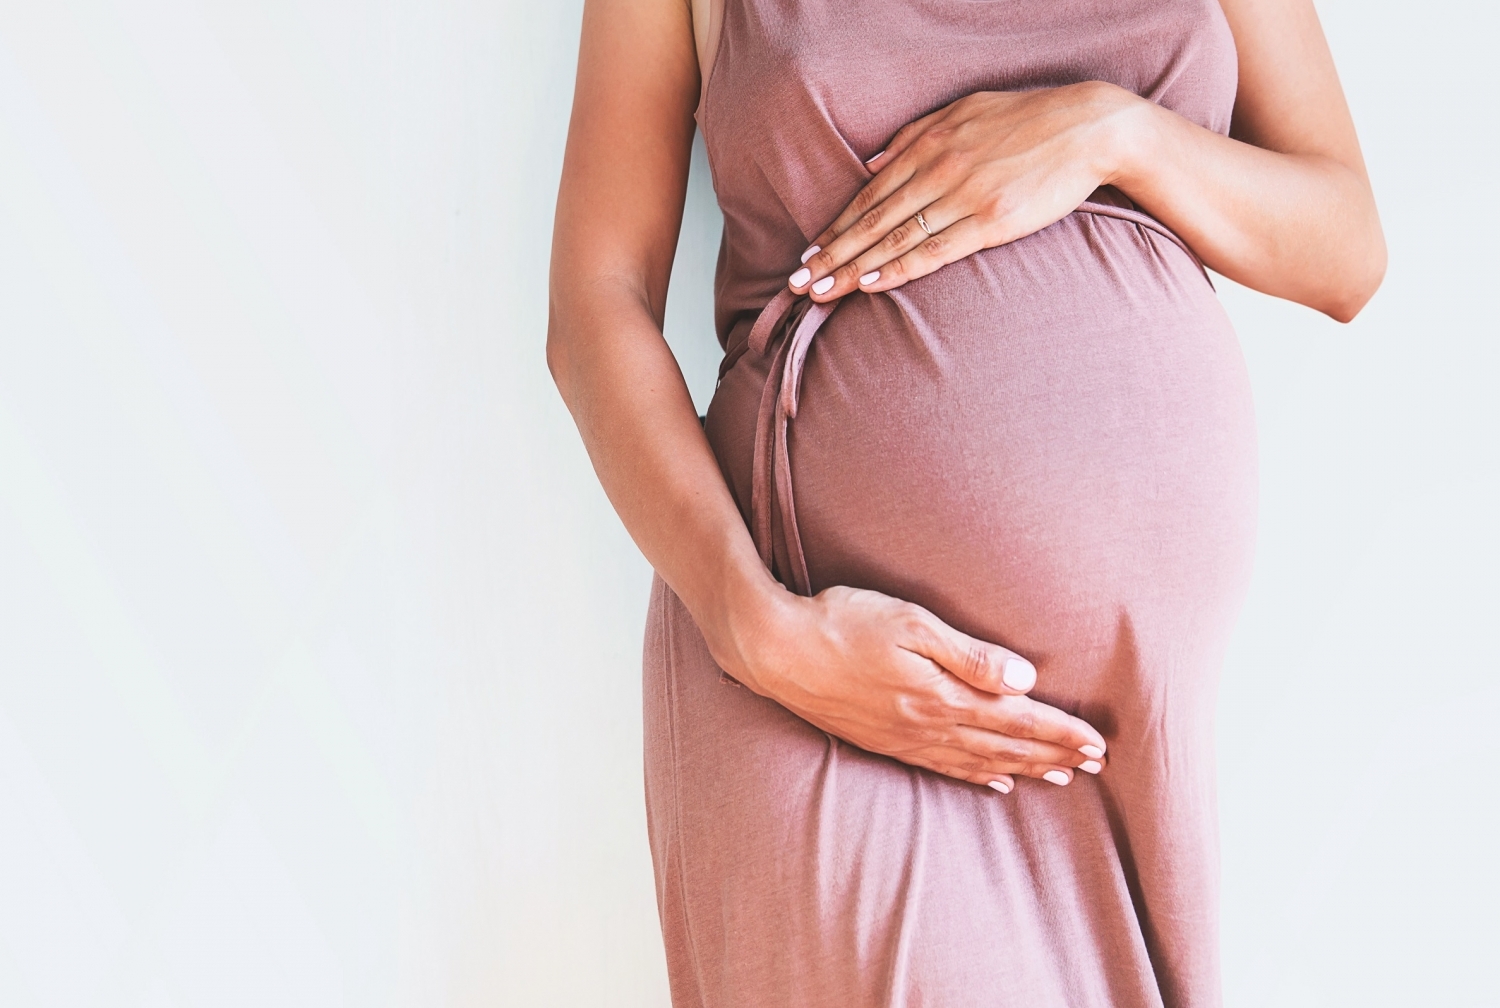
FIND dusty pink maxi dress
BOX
[643,1,1257,1005]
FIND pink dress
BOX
[644,1,1257,1005]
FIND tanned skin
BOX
[548,0,1382,792]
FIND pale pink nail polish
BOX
[1001,657,1036,691]
[811,276,835,295]
[987,780,1011,794]
[1043,770,1071,786]
[789,267,810,287]
[800,245,821,264]
[1079,744,1105,759]
[859,270,881,286]
[865,150,885,164]
[1079,760,1102,775]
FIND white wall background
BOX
[0,1,1493,1005]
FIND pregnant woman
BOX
[549,0,1383,1004]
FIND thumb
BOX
[904,608,1036,695]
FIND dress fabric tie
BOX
[743,286,836,597]
[733,201,1205,600]
[645,0,1254,996]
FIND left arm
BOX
[788,0,1384,322]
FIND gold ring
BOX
[915,211,934,236]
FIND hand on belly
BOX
[726,584,1107,792]
[787,80,1147,300]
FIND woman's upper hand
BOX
[787,82,1141,302]
[721,584,1107,793]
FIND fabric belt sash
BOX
[734,200,1208,598]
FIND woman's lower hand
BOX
[719,584,1107,792]
[787,81,1145,301]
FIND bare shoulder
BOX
[572,0,700,122]
[558,0,701,287]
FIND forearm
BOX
[1105,88,1385,321]
[546,0,789,673]
[547,284,785,673]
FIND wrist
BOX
[1094,82,1165,193]
[686,557,800,694]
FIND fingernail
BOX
[1043,770,1071,786]
[1001,657,1036,692]
[859,270,881,286]
[987,780,1011,794]
[1079,760,1102,775]
[1079,744,1105,759]
[789,267,810,287]
[811,276,835,295]
[865,150,885,164]
[800,245,821,264]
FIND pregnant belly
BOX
[706,209,1258,706]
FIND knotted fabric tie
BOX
[730,200,1204,598]
[743,287,836,597]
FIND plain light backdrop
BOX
[0,1,1494,1005]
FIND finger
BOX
[932,755,1076,788]
[862,105,949,173]
[842,201,971,294]
[791,176,938,297]
[950,726,1106,778]
[809,197,983,301]
[946,766,1020,795]
[865,213,993,292]
[798,159,921,266]
[912,742,1081,789]
[962,693,1108,760]
[798,109,958,276]
[904,752,1016,794]
[897,605,1037,695]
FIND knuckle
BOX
[890,693,917,722]
[1006,708,1038,738]
[985,193,1015,220]
[851,185,880,215]
[892,692,931,726]
[923,124,955,146]
[929,683,967,717]
[920,234,946,257]
[990,738,1028,762]
[881,223,913,252]
[852,210,886,238]
[911,130,942,157]
[897,603,931,635]
[961,644,993,684]
[930,149,964,178]
[809,248,837,271]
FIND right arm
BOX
[547,0,1106,791]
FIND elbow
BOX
[545,316,574,400]
[545,324,564,385]
[1324,264,1387,325]
[1321,229,1388,324]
